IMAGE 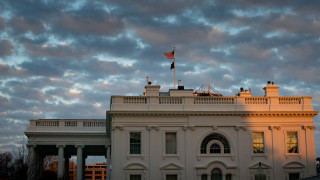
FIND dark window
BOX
[166,132,177,154]
[201,133,230,154]
[211,168,222,180]
[130,175,141,180]
[226,174,232,180]
[130,132,141,154]
[201,174,208,180]
[166,174,178,180]
[289,173,300,180]
[210,143,221,154]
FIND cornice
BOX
[25,131,107,137]
[109,110,318,117]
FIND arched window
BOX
[211,168,222,180]
[201,133,230,154]
[210,143,221,154]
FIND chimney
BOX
[145,85,160,96]
[263,81,279,97]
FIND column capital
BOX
[268,125,281,130]
[56,144,66,148]
[27,143,36,148]
[75,144,85,149]
[302,125,316,130]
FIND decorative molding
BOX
[109,111,319,117]
[182,125,195,131]
[302,125,316,130]
[268,125,281,130]
[146,125,159,131]
[112,125,124,131]
[235,126,247,131]
[212,126,218,131]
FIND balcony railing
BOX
[110,96,313,112]
[26,119,107,133]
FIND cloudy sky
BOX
[0,0,319,157]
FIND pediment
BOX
[160,162,183,170]
[124,163,147,170]
[283,161,305,169]
[249,162,271,169]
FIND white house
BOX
[109,81,318,180]
[25,81,318,180]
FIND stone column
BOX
[76,145,84,180]
[57,145,65,179]
[27,144,37,180]
[106,145,111,180]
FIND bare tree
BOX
[0,152,14,179]
[12,138,28,180]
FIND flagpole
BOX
[174,58,176,89]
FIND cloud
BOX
[9,16,46,34]
[0,16,5,30]
[0,62,28,78]
[0,39,14,57]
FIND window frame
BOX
[286,131,299,154]
[129,132,142,154]
[165,132,177,155]
[252,132,265,154]
[127,131,145,159]
[162,131,180,159]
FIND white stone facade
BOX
[109,82,318,180]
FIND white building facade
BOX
[109,82,318,180]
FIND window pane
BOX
[287,132,298,153]
[210,143,221,154]
[130,175,141,180]
[130,132,141,154]
[252,132,264,153]
[166,174,177,180]
[166,133,177,154]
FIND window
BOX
[201,174,207,180]
[166,174,177,180]
[210,143,221,154]
[287,132,298,153]
[200,133,230,154]
[252,132,264,153]
[130,132,141,154]
[166,132,177,154]
[289,173,300,180]
[211,168,222,180]
[130,175,141,180]
[226,174,232,180]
